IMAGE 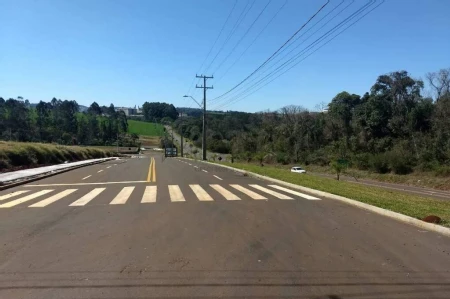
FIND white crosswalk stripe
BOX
[230,184,267,200]
[210,184,241,200]
[29,189,78,207]
[69,188,105,206]
[249,184,293,200]
[268,185,321,200]
[169,185,185,202]
[0,190,54,208]
[109,187,135,205]
[0,183,321,208]
[0,190,30,201]
[141,186,157,203]
[190,184,213,201]
[110,187,135,205]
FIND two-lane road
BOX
[0,154,449,298]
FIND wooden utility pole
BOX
[195,74,213,161]
[180,112,183,157]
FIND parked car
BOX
[291,166,306,174]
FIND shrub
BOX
[417,160,439,172]
[435,166,450,177]
[48,147,65,163]
[6,147,37,166]
[0,141,116,171]
[276,152,289,165]
[253,152,265,166]
[353,153,371,170]
[330,160,345,180]
[306,149,330,166]
[387,149,414,175]
[23,145,47,164]
[369,153,390,174]
[0,158,10,171]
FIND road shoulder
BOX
[181,158,450,237]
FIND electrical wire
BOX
[184,0,238,98]
[202,0,254,75]
[214,1,377,110]
[214,0,384,111]
[214,0,288,85]
[191,0,253,99]
[211,0,272,76]
[210,0,331,102]
[211,0,354,107]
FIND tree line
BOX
[174,68,450,175]
[142,102,178,122]
[0,98,136,146]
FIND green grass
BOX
[127,120,164,137]
[304,164,450,191]
[219,162,450,227]
[0,141,116,172]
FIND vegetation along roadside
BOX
[0,141,116,172]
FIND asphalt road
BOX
[0,153,449,299]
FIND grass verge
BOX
[0,141,116,172]
[304,165,450,191]
[128,120,164,136]
[219,162,450,228]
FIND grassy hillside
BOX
[127,120,164,136]
[0,141,116,172]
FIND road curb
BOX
[0,158,118,191]
[180,158,450,237]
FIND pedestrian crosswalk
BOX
[0,184,320,209]
[141,186,157,203]
[69,188,105,207]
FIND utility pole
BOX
[196,74,213,161]
[116,133,119,155]
[180,112,183,157]
[171,126,174,156]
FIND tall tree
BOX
[426,68,450,101]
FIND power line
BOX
[215,1,384,111]
[215,1,378,110]
[191,0,252,100]
[210,0,331,102]
[211,0,272,76]
[212,0,354,107]
[185,0,238,97]
[212,0,350,106]
[214,0,288,85]
[195,75,213,161]
[202,0,254,75]
[267,0,348,66]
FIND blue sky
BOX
[1,0,449,112]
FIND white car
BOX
[291,166,306,174]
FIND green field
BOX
[127,120,164,136]
[217,162,450,227]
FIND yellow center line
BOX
[151,157,156,182]
[147,157,153,182]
